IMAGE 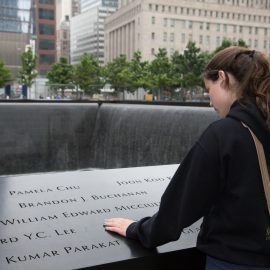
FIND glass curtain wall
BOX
[0,0,32,34]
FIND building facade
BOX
[81,0,118,12]
[0,0,33,78]
[56,0,80,62]
[104,0,270,63]
[34,0,56,76]
[70,0,118,65]
[56,16,70,62]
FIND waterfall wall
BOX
[0,102,218,175]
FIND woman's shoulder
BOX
[207,117,241,134]
[199,117,243,144]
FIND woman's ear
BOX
[218,70,226,81]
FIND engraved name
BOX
[89,190,148,200]
[18,197,84,209]
[5,240,121,265]
[9,185,81,196]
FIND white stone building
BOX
[70,0,118,65]
[104,0,270,63]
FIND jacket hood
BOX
[227,100,270,152]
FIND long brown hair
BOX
[203,46,270,128]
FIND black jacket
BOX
[126,100,270,267]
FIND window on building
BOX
[170,33,174,42]
[39,0,54,4]
[249,27,252,34]
[168,6,171,12]
[151,48,155,55]
[163,18,168,27]
[239,26,243,33]
[155,5,158,11]
[223,24,227,32]
[217,24,220,32]
[39,54,55,65]
[206,35,210,46]
[200,22,203,30]
[199,35,203,44]
[170,19,175,27]
[39,24,54,35]
[39,8,54,20]
[149,4,152,10]
[63,30,67,39]
[163,32,167,41]
[39,70,48,76]
[254,40,258,48]
[152,16,155,24]
[233,25,237,33]
[255,27,258,34]
[188,34,192,41]
[206,22,210,30]
[151,32,155,39]
[264,40,267,49]
[181,33,185,43]
[39,40,55,50]
[216,36,220,47]
[162,5,165,12]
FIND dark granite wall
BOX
[0,103,218,175]
[0,103,98,175]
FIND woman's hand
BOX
[104,218,135,237]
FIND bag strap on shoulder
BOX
[241,122,270,215]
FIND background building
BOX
[56,0,80,62]
[0,0,33,79]
[34,0,56,76]
[104,0,270,63]
[70,0,118,65]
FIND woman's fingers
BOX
[104,218,135,237]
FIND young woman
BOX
[103,46,270,269]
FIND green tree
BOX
[74,53,102,96]
[47,57,74,97]
[0,59,11,87]
[18,47,37,97]
[214,38,248,53]
[104,54,132,95]
[149,48,173,99]
[129,51,151,91]
[171,41,210,100]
